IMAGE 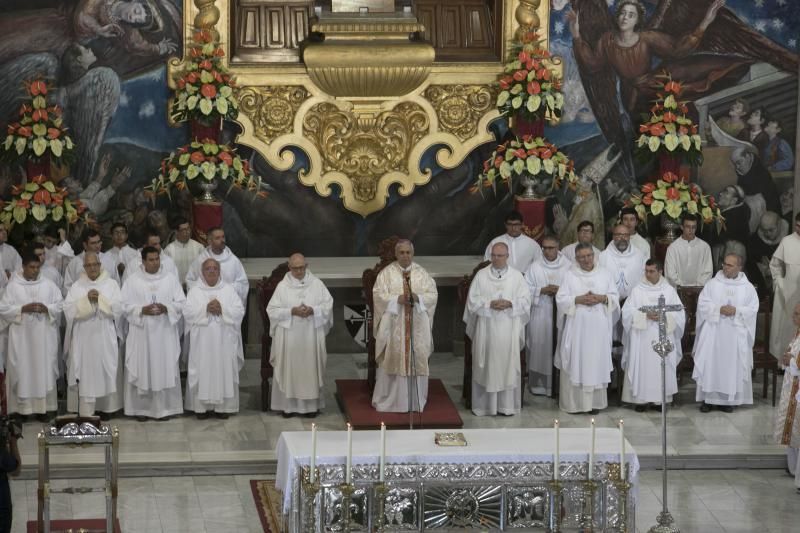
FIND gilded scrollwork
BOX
[302,102,430,203]
[234,86,310,145]
[424,85,498,142]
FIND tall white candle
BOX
[619,419,626,481]
[379,422,386,482]
[554,419,560,481]
[346,423,353,484]
[310,423,317,483]
[588,418,595,480]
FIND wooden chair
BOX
[362,236,401,392]
[752,292,779,406]
[255,262,290,411]
[457,260,527,410]
[676,286,703,384]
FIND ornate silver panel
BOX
[423,485,502,529]
[381,486,419,530]
[322,485,368,532]
[506,485,550,529]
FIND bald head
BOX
[288,253,308,280]
[201,258,221,286]
[490,242,509,269]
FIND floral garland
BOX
[495,31,564,122]
[147,140,264,199]
[170,30,238,125]
[3,80,74,163]
[626,171,722,224]
[476,135,578,193]
[0,174,86,226]
[635,78,703,166]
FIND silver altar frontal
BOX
[276,428,638,532]
[37,417,120,533]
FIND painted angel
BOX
[567,0,799,179]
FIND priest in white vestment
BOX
[600,225,647,301]
[372,240,438,412]
[107,223,139,280]
[64,253,123,418]
[619,207,651,259]
[121,232,179,284]
[185,227,249,306]
[184,258,245,419]
[525,236,571,396]
[774,303,800,490]
[664,214,713,288]
[121,247,186,420]
[483,210,542,273]
[464,242,530,416]
[164,218,204,286]
[0,226,21,279]
[693,253,759,413]
[64,229,119,293]
[0,252,63,417]
[267,254,333,417]
[556,243,619,414]
[43,226,74,277]
[29,243,63,293]
[621,260,685,410]
[561,220,602,265]
[770,215,800,365]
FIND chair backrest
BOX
[457,260,491,306]
[256,262,290,360]
[458,260,491,407]
[362,236,402,390]
[677,285,703,354]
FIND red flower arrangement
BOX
[626,171,722,224]
[1,174,86,226]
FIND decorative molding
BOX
[234,86,310,144]
[424,85,498,142]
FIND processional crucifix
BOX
[639,294,684,533]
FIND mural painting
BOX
[0,0,796,271]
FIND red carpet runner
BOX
[335,379,463,429]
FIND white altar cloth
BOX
[275,427,639,512]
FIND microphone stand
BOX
[404,273,422,430]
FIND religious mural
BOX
[0,0,797,270]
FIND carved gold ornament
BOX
[235,86,310,145]
[179,0,554,217]
[425,85,498,142]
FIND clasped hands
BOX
[207,299,223,316]
[291,304,314,318]
[21,302,47,314]
[397,294,419,306]
[142,302,167,316]
[490,299,513,311]
[720,304,736,317]
[540,284,559,296]
[87,289,99,304]
[574,292,607,306]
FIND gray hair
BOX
[395,239,414,253]
[575,242,594,254]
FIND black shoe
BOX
[302,412,318,419]
[720,406,734,413]
[196,412,210,420]
[135,416,148,422]
[634,404,647,412]
[281,412,295,419]
[498,412,515,417]
[35,413,49,423]
[588,409,600,415]
[699,403,712,413]
[215,412,229,420]
[98,412,111,421]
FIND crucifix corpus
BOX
[639,294,684,533]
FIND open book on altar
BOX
[434,432,467,446]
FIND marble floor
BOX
[14,351,784,470]
[7,469,799,532]
[7,351,797,532]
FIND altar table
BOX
[276,427,639,531]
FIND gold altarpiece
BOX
[171,0,557,216]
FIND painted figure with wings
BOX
[567,0,799,180]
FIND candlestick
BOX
[310,423,317,484]
[346,423,353,484]
[588,418,595,480]
[619,419,626,481]
[554,419,560,480]
[379,422,386,482]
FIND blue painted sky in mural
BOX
[104,66,187,153]
[546,0,799,146]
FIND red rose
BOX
[190,151,205,164]
[200,84,217,98]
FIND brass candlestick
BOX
[609,463,631,533]
[374,481,388,532]
[549,478,562,533]
[580,479,597,532]
[339,482,356,533]
[300,467,320,533]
